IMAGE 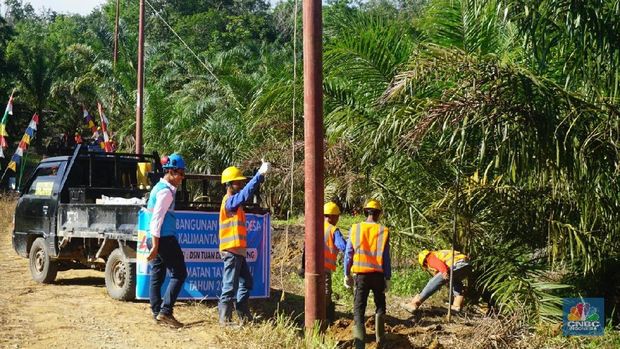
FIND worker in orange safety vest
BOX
[323,201,347,323]
[218,160,271,326]
[401,249,471,314]
[344,199,391,349]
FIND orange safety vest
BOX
[350,222,389,274]
[324,221,339,272]
[219,194,247,251]
[429,250,468,272]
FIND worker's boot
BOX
[236,300,253,325]
[375,314,386,348]
[353,321,365,349]
[326,301,336,325]
[218,302,235,327]
[401,294,422,314]
[451,295,464,312]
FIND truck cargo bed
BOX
[57,204,141,240]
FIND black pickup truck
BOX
[11,145,254,301]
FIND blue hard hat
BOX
[162,153,186,170]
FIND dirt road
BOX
[0,199,237,349]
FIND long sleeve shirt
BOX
[344,234,391,280]
[149,179,176,238]
[300,225,348,272]
[333,228,347,252]
[225,172,264,212]
[426,253,449,274]
[223,172,263,256]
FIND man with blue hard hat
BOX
[146,153,187,328]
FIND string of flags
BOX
[83,104,115,152]
[0,91,14,159]
[1,94,116,173]
[97,103,114,153]
[7,113,39,172]
[83,106,98,137]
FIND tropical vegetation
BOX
[0,0,618,331]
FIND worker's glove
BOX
[344,275,353,289]
[258,159,271,175]
[385,279,391,293]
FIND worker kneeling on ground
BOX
[218,160,271,326]
[401,249,471,314]
[344,199,391,349]
[146,153,187,328]
[323,202,347,323]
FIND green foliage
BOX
[389,267,429,296]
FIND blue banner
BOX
[136,209,271,300]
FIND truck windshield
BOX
[25,163,63,197]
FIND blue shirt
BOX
[225,172,264,212]
[344,226,391,279]
[333,228,347,252]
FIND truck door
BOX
[14,161,66,256]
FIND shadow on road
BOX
[55,276,105,287]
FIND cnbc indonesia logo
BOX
[563,298,604,336]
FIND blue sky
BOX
[17,0,107,15]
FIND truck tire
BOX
[29,237,58,283]
[105,248,136,301]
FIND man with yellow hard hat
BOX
[299,201,347,323]
[322,201,347,323]
[344,199,391,349]
[401,249,471,314]
[218,160,271,326]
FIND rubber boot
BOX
[218,302,235,327]
[236,300,253,325]
[353,321,365,349]
[326,301,336,325]
[401,294,422,314]
[451,295,464,312]
[375,314,386,348]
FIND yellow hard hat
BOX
[418,250,431,267]
[221,166,247,184]
[324,202,341,216]
[364,199,382,210]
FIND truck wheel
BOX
[105,248,136,301]
[29,237,58,283]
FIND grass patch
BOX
[390,267,429,297]
[272,214,361,235]
[213,311,338,349]
[534,322,620,348]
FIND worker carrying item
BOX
[218,160,271,326]
[401,249,471,314]
[146,153,187,328]
[344,199,391,349]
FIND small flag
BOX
[1,91,15,158]
[6,113,39,172]
[83,107,98,137]
[97,103,114,153]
